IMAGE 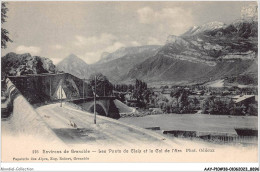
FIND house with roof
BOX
[232,95,256,106]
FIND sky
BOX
[1,1,257,64]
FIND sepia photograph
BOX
[1,0,259,171]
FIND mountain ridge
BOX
[56,54,94,79]
[124,17,257,85]
[91,45,161,82]
[96,45,161,64]
[35,4,258,86]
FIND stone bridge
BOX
[68,97,119,119]
[6,73,119,119]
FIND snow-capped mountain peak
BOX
[182,21,225,36]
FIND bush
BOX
[247,103,258,116]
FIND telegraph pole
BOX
[60,83,62,107]
[94,75,97,124]
[83,78,85,99]
[49,78,51,99]
[104,84,106,97]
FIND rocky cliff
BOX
[125,5,258,85]
[1,52,56,78]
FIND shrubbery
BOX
[201,96,257,116]
[247,103,258,116]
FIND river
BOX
[118,114,258,135]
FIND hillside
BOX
[125,18,257,85]
[56,54,94,79]
[1,52,56,78]
[96,45,160,64]
[182,21,226,36]
[91,45,161,82]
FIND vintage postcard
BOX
[1,1,259,171]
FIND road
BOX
[36,103,172,146]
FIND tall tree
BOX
[170,88,182,107]
[89,73,113,97]
[1,2,12,49]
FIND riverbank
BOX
[119,113,258,135]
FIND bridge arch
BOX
[87,102,108,117]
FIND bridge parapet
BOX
[68,96,120,119]
[2,78,62,142]
[7,73,120,119]
[8,73,91,104]
[68,96,116,103]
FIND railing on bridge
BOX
[68,96,116,101]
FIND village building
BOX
[232,95,256,106]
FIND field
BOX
[119,114,258,135]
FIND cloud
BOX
[74,35,87,47]
[137,7,193,35]
[131,41,141,46]
[50,57,63,65]
[72,32,127,64]
[51,44,63,50]
[16,45,41,55]
[104,42,125,52]
[74,33,117,47]
[82,42,125,64]
[147,37,162,45]
[84,52,101,64]
[137,7,154,24]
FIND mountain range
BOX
[57,17,257,86]
[126,19,257,84]
[56,54,94,79]
[90,45,161,82]
[56,46,160,81]
[4,4,257,86]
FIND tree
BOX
[170,88,192,113]
[201,96,215,114]
[247,103,257,116]
[89,73,113,97]
[170,88,183,107]
[193,97,200,110]
[143,89,152,104]
[1,2,12,49]
[132,79,149,107]
[228,99,235,115]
